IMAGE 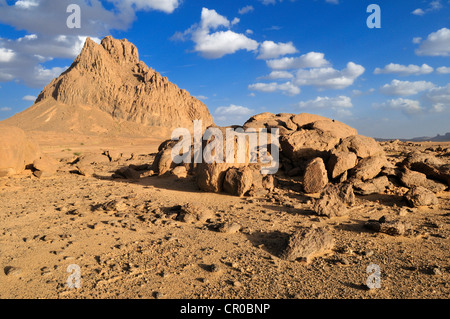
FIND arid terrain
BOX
[0,36,448,300]
[0,133,448,299]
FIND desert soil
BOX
[0,134,449,299]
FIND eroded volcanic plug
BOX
[4,36,214,136]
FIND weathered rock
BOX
[243,112,297,135]
[327,151,358,179]
[336,135,384,159]
[307,120,357,141]
[280,226,335,263]
[177,204,214,223]
[400,168,447,193]
[405,186,439,207]
[365,216,412,236]
[313,184,355,218]
[171,166,187,178]
[350,156,387,181]
[353,176,389,195]
[0,125,41,177]
[218,223,241,234]
[280,129,340,160]
[223,167,254,197]
[303,158,328,194]
[196,126,253,193]
[32,155,59,178]
[77,153,110,166]
[76,164,94,177]
[402,152,450,187]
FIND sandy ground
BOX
[0,134,449,299]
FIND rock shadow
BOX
[244,230,290,257]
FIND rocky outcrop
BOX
[0,126,41,177]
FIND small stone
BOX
[432,268,442,276]
[218,223,241,234]
[4,266,22,277]
[210,264,221,273]
[233,280,242,288]
[154,292,164,299]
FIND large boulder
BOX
[402,152,450,187]
[349,155,387,181]
[280,129,341,161]
[223,166,254,197]
[405,186,439,207]
[313,184,355,218]
[353,176,390,195]
[400,168,447,193]
[0,125,41,177]
[32,155,60,178]
[303,157,328,194]
[327,150,358,179]
[336,135,384,159]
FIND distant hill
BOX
[376,132,450,142]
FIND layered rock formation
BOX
[3,36,213,136]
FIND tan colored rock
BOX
[177,204,214,223]
[337,135,384,159]
[32,155,59,178]
[400,168,447,193]
[291,113,330,127]
[313,184,355,218]
[405,186,439,207]
[402,152,450,187]
[171,166,187,178]
[303,158,328,194]
[223,167,254,197]
[327,151,358,179]
[308,120,357,141]
[0,125,41,177]
[353,176,389,195]
[280,226,335,263]
[350,156,387,181]
[280,129,340,160]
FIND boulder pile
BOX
[150,112,447,212]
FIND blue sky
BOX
[0,0,449,139]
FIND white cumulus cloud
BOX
[214,104,255,125]
[437,66,450,74]
[248,81,300,96]
[257,41,298,60]
[415,28,450,57]
[374,63,434,76]
[297,95,353,109]
[294,62,365,90]
[380,80,435,96]
[374,98,423,115]
[266,52,330,70]
[176,8,259,59]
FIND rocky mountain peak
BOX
[10,36,214,136]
